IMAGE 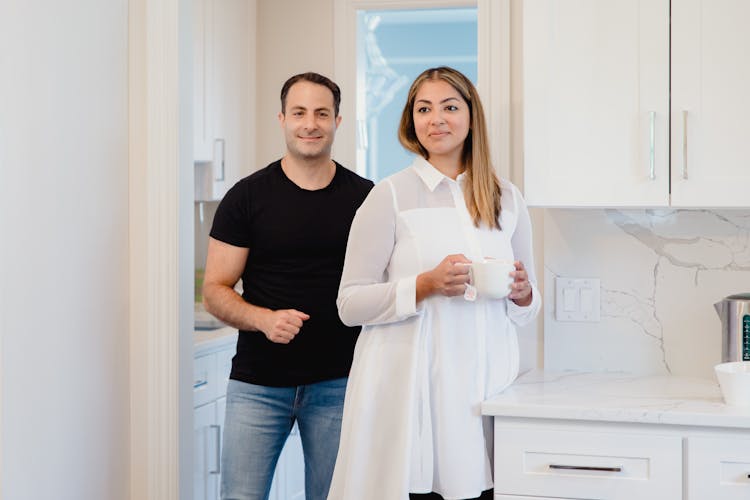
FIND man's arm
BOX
[202,237,309,344]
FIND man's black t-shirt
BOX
[210,160,374,387]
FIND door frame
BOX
[129,0,194,498]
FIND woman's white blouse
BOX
[327,157,541,500]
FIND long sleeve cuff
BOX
[395,275,419,319]
[506,282,542,326]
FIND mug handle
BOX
[454,263,476,301]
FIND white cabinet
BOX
[493,421,682,499]
[193,0,215,163]
[670,0,750,207]
[194,400,221,500]
[686,435,750,500]
[492,419,750,499]
[193,0,255,201]
[194,345,233,500]
[484,371,750,500]
[523,0,750,208]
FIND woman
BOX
[327,67,541,500]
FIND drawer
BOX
[687,435,750,500]
[193,352,218,408]
[493,422,682,499]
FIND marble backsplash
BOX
[543,209,750,379]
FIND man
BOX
[202,72,373,500]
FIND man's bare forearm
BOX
[202,283,269,332]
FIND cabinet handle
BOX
[649,111,655,180]
[213,138,225,182]
[209,424,221,474]
[193,379,208,389]
[682,110,688,180]
[549,464,622,473]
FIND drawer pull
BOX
[193,380,208,389]
[681,110,688,179]
[649,111,656,180]
[549,464,622,473]
[209,424,221,474]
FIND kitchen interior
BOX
[4,0,748,498]
[188,1,750,500]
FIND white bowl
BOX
[714,361,750,407]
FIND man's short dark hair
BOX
[280,72,341,117]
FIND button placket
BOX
[447,178,488,408]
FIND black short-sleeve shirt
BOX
[210,160,373,386]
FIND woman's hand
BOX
[509,260,533,306]
[416,254,471,303]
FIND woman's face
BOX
[412,79,470,165]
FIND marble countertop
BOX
[482,370,750,429]
[194,326,237,356]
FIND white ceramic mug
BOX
[469,259,515,299]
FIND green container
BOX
[195,268,205,304]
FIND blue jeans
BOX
[220,377,347,500]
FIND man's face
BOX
[279,81,341,161]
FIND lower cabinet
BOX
[194,340,306,500]
[194,345,233,500]
[492,419,750,500]
[194,398,224,500]
[686,435,750,500]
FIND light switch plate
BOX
[555,277,601,322]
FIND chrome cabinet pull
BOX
[649,111,655,180]
[209,424,221,474]
[193,379,208,389]
[682,110,688,179]
[549,464,622,473]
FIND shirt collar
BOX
[412,156,465,192]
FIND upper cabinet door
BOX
[671,0,750,207]
[523,0,670,207]
[194,0,215,163]
[193,0,255,201]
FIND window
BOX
[334,0,510,182]
[356,8,477,181]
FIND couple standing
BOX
[202,67,541,500]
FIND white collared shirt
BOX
[328,156,541,500]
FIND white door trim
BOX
[129,0,194,498]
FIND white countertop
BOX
[482,370,750,429]
[194,326,237,356]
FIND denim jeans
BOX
[220,377,347,500]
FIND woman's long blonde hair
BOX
[398,66,502,230]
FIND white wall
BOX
[0,1,130,499]
[256,0,336,170]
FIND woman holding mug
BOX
[328,67,541,500]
